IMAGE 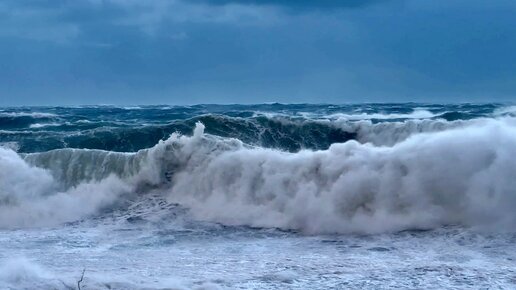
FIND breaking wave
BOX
[2,118,516,233]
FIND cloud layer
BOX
[0,0,515,105]
[194,0,386,9]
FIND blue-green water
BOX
[0,103,507,153]
[1,103,515,289]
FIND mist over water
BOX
[1,103,516,289]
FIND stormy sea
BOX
[1,103,515,289]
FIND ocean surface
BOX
[1,103,516,289]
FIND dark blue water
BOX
[0,103,509,153]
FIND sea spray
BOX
[2,119,516,233]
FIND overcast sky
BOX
[1,0,515,105]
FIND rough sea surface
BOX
[1,103,516,289]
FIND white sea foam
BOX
[123,106,144,110]
[29,122,62,129]
[0,141,19,152]
[0,112,57,118]
[165,120,516,233]
[337,117,510,146]
[0,147,132,228]
[0,258,58,290]
[327,109,436,120]
[493,105,516,116]
[0,257,204,290]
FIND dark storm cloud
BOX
[0,0,515,105]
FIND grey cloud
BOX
[0,0,279,44]
[191,0,388,10]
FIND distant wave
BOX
[325,109,437,120]
[2,119,516,233]
[29,123,62,129]
[0,112,59,131]
[0,112,57,118]
[0,104,512,152]
[493,105,516,116]
[3,113,511,153]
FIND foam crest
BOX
[494,105,516,116]
[0,147,132,228]
[2,120,516,233]
[338,118,491,146]
[165,120,516,233]
[327,109,436,120]
[0,112,57,118]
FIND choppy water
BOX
[1,103,516,289]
